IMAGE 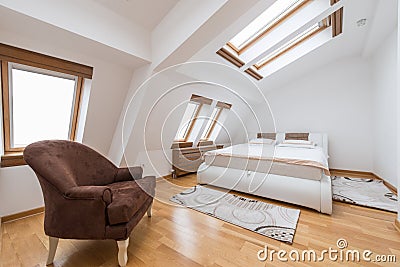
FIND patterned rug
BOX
[170,186,300,244]
[332,176,397,212]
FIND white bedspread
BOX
[204,143,330,175]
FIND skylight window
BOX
[201,106,222,140]
[255,20,327,69]
[174,96,231,145]
[217,0,343,80]
[228,0,310,54]
[175,101,201,141]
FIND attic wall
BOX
[121,76,259,177]
[371,29,398,187]
[256,56,374,171]
[0,27,135,216]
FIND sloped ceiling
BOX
[191,0,398,92]
[93,0,179,30]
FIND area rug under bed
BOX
[170,185,300,244]
[332,176,397,212]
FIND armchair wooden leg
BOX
[46,236,59,265]
[117,238,129,267]
[147,202,152,217]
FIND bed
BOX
[197,133,332,214]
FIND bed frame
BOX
[197,133,332,214]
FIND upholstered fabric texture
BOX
[24,140,155,241]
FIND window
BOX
[254,19,328,70]
[173,95,231,146]
[228,0,310,54]
[217,0,343,80]
[200,106,222,140]
[175,101,201,141]
[0,43,93,167]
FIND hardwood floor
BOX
[1,172,399,266]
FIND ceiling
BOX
[93,0,179,30]
[190,0,398,91]
[0,5,149,69]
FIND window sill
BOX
[1,152,26,168]
[171,141,193,149]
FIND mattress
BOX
[203,143,329,181]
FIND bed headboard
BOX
[256,133,276,140]
[256,132,328,156]
[285,133,309,140]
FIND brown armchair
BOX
[24,140,156,267]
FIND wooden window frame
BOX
[0,43,92,167]
[201,101,232,141]
[254,18,329,70]
[202,107,223,140]
[216,47,245,68]
[245,67,263,80]
[174,102,203,143]
[228,0,312,55]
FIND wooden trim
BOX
[255,25,327,70]
[190,94,213,105]
[0,43,93,79]
[184,104,203,142]
[216,48,245,68]
[331,7,343,37]
[232,0,312,55]
[205,108,223,140]
[330,169,397,194]
[226,42,240,54]
[69,77,84,141]
[244,68,263,80]
[171,141,193,149]
[1,153,26,167]
[372,173,397,194]
[216,101,232,109]
[330,169,374,178]
[395,219,400,233]
[1,207,44,223]
[1,61,12,152]
[330,0,340,6]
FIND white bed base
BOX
[197,133,332,214]
[197,164,332,214]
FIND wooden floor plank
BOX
[1,173,399,266]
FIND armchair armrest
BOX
[64,186,112,205]
[115,167,143,182]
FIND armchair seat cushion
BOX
[107,176,156,225]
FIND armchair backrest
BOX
[24,140,118,192]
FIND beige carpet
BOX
[170,185,300,244]
[332,176,397,212]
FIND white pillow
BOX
[282,140,314,145]
[277,143,316,149]
[249,138,275,145]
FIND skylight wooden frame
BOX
[0,43,92,167]
[227,0,312,56]
[175,102,203,142]
[255,18,329,70]
[201,106,223,141]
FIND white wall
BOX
[259,56,374,171]
[371,29,398,187]
[397,1,400,221]
[0,20,136,217]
